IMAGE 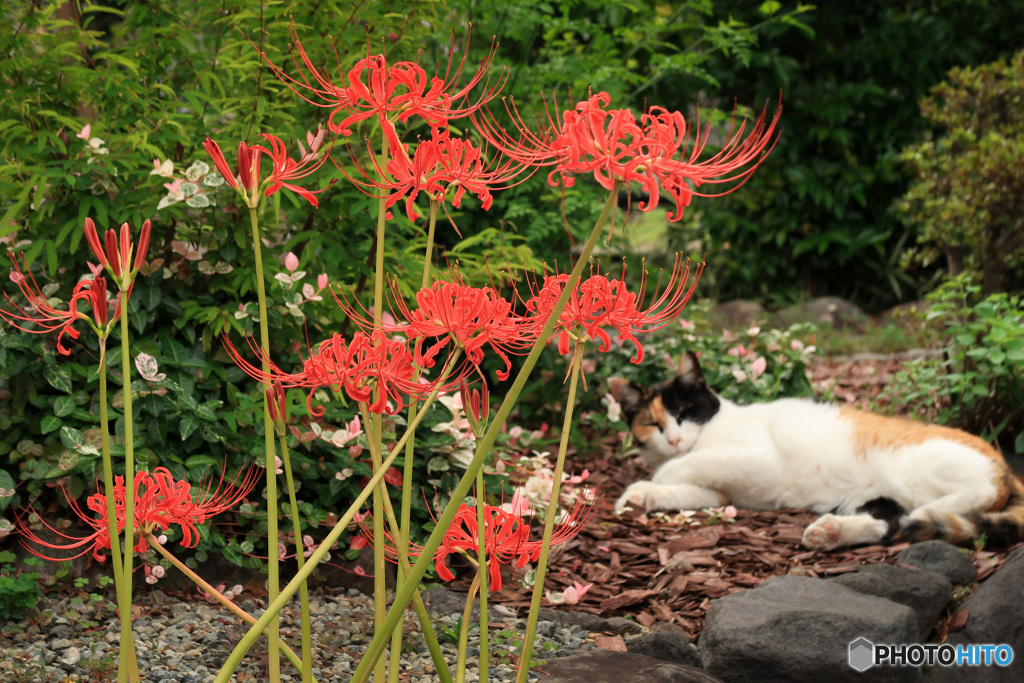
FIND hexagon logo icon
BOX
[849,637,875,672]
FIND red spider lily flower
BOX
[362,493,596,592]
[251,132,336,208]
[474,92,781,225]
[337,278,532,381]
[203,137,260,192]
[460,380,489,426]
[524,255,703,364]
[1,254,117,355]
[224,330,463,416]
[83,217,152,285]
[20,466,260,563]
[257,22,506,137]
[340,132,533,233]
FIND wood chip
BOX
[594,635,627,652]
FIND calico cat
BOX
[610,351,1024,550]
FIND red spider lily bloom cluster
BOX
[0,254,116,355]
[343,132,532,230]
[204,132,335,208]
[338,277,535,381]
[258,22,505,138]
[21,466,260,563]
[83,217,151,285]
[363,495,595,591]
[225,329,462,416]
[524,256,703,363]
[475,91,781,223]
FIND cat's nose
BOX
[668,436,681,447]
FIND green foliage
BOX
[668,0,1023,309]
[0,550,39,621]
[445,0,813,267]
[881,275,1024,452]
[0,1,518,569]
[899,50,1024,294]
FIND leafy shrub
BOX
[0,550,39,621]
[881,275,1024,453]
[899,50,1024,294]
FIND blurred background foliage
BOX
[1,0,1023,578]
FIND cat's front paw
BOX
[615,482,663,513]
[802,513,843,550]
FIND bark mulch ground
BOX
[484,355,1019,642]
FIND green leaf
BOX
[184,454,218,469]
[59,425,84,450]
[179,415,199,441]
[44,364,73,394]
[40,415,62,434]
[53,395,76,417]
[1016,432,1024,454]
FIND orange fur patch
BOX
[838,406,1014,511]
[631,395,668,444]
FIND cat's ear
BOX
[677,351,706,388]
[608,377,643,409]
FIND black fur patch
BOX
[661,375,720,425]
[978,493,1024,547]
[856,497,905,541]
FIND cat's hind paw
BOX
[802,514,843,550]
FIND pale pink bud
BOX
[284,252,299,272]
[318,273,329,290]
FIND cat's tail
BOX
[975,477,1024,547]
[895,475,1024,547]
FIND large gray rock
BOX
[708,300,764,330]
[831,564,952,639]
[772,296,867,330]
[933,546,1024,682]
[538,649,723,683]
[897,540,977,585]
[699,575,921,683]
[626,631,702,668]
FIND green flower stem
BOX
[97,341,140,683]
[349,183,621,683]
[371,133,390,683]
[389,197,441,683]
[276,430,312,683]
[248,205,281,680]
[474,467,490,680]
[455,572,482,683]
[212,361,456,683]
[116,286,139,683]
[515,340,585,683]
[147,536,316,681]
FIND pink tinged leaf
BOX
[134,352,166,382]
[318,273,329,290]
[302,283,316,300]
[350,535,367,550]
[284,252,299,272]
[561,586,580,605]
[750,356,767,378]
[77,124,91,140]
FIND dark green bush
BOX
[899,50,1024,294]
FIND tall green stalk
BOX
[390,198,441,683]
[117,287,139,683]
[370,133,390,683]
[212,360,457,683]
[276,428,312,683]
[348,184,621,683]
[515,341,584,682]
[474,467,490,679]
[248,206,281,680]
[96,341,139,683]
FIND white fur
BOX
[616,396,1001,549]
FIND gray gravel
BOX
[0,588,595,682]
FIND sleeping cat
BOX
[610,351,1024,550]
